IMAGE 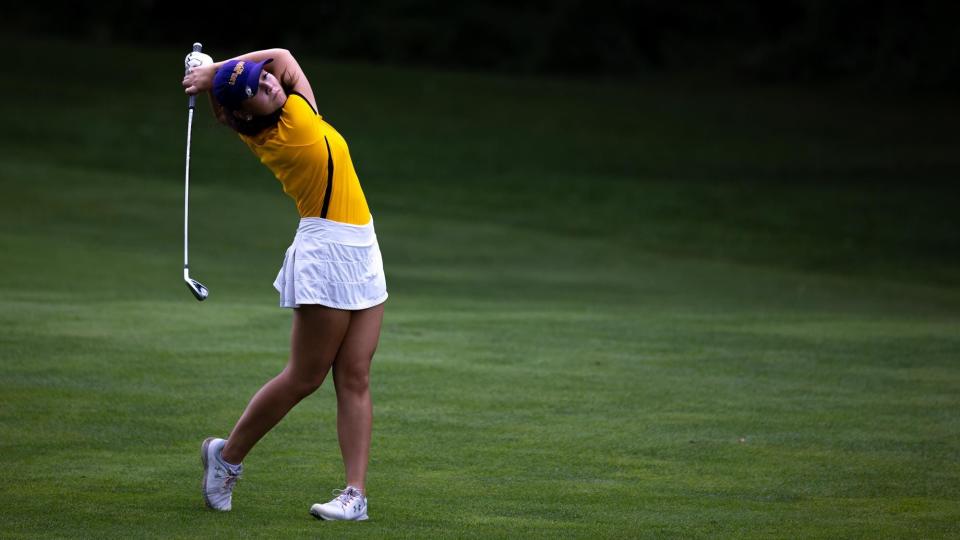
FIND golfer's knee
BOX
[282,368,326,398]
[337,363,370,395]
[302,378,325,396]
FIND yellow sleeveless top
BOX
[239,93,371,225]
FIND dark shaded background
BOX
[6,0,959,87]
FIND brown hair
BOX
[209,94,283,136]
[223,108,282,136]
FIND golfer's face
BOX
[243,71,286,116]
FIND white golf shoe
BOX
[310,486,369,521]
[200,437,242,511]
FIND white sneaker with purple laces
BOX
[310,486,368,521]
[200,437,242,511]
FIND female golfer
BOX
[182,48,386,521]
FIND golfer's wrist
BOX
[198,63,222,93]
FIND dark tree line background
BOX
[6,0,959,86]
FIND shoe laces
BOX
[332,486,362,508]
[217,465,241,492]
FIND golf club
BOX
[183,41,209,301]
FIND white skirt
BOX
[273,217,388,310]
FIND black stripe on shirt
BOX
[320,136,333,219]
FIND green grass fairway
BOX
[1,37,958,538]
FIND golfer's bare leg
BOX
[332,303,384,493]
[221,306,350,464]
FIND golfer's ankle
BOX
[220,443,242,466]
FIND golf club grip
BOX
[187,42,203,109]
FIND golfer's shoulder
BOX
[278,93,322,145]
[287,92,318,115]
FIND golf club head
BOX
[185,277,209,301]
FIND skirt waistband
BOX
[295,217,376,246]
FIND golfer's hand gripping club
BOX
[184,44,214,106]
[183,41,209,301]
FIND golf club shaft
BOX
[184,42,202,271]
[184,106,194,270]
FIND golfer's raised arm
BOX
[266,50,317,112]
[183,48,317,112]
